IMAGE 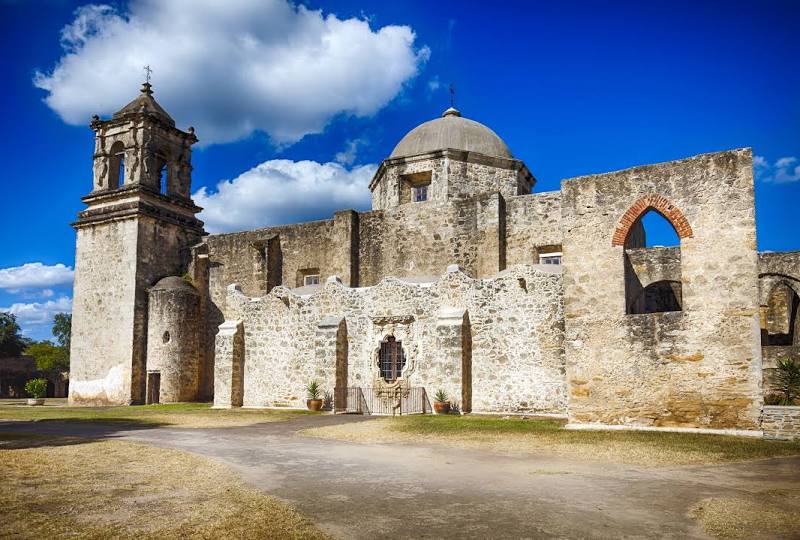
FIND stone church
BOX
[68,83,799,434]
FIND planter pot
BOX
[307,399,323,412]
[27,398,45,406]
[433,401,450,415]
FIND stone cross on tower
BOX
[143,65,153,84]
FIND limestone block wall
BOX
[205,216,355,313]
[146,278,201,403]
[761,406,800,440]
[369,151,534,211]
[561,149,763,430]
[358,199,484,286]
[213,318,244,408]
[218,265,566,414]
[132,217,202,403]
[505,191,562,265]
[70,219,140,405]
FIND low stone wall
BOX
[762,406,800,441]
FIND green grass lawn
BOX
[0,400,315,428]
[305,414,800,465]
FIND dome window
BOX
[400,171,432,204]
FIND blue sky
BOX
[0,0,798,340]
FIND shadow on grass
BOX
[0,418,167,450]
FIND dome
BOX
[113,82,175,127]
[390,108,512,159]
[151,276,198,294]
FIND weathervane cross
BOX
[143,65,153,84]
[449,84,455,108]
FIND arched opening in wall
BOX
[763,281,800,346]
[156,155,169,195]
[108,141,125,189]
[623,208,683,314]
[379,336,405,382]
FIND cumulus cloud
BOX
[754,155,800,183]
[34,0,429,146]
[194,159,376,233]
[1,296,73,336]
[0,263,74,292]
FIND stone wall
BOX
[215,265,566,414]
[369,150,534,211]
[762,406,800,440]
[146,277,201,402]
[505,191,562,265]
[70,218,141,405]
[357,200,483,286]
[561,149,762,430]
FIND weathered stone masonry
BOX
[68,87,797,434]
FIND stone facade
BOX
[761,406,800,441]
[68,90,797,435]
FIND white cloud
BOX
[334,138,368,165]
[195,159,376,233]
[0,263,74,291]
[34,0,429,146]
[1,296,73,336]
[755,155,800,183]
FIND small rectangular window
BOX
[304,274,320,286]
[539,252,562,265]
[413,184,428,202]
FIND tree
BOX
[25,341,69,373]
[53,313,72,349]
[0,312,26,358]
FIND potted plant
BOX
[433,389,450,414]
[25,378,48,406]
[306,380,323,411]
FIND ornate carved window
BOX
[379,336,405,382]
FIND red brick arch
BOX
[611,194,693,247]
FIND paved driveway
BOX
[3,415,799,539]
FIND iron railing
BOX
[334,386,430,415]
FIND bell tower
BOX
[69,81,205,405]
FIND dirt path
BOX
[3,416,799,539]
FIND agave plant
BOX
[434,388,448,403]
[306,380,322,400]
[775,357,800,405]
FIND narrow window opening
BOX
[624,208,683,314]
[763,282,800,346]
[379,336,405,382]
[108,141,125,189]
[400,171,432,204]
[413,184,428,202]
[159,164,168,194]
[297,267,321,288]
[539,252,562,265]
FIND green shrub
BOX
[25,378,48,399]
[764,393,791,406]
[434,389,448,403]
[306,380,321,400]
[774,357,800,405]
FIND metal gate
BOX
[334,386,430,415]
